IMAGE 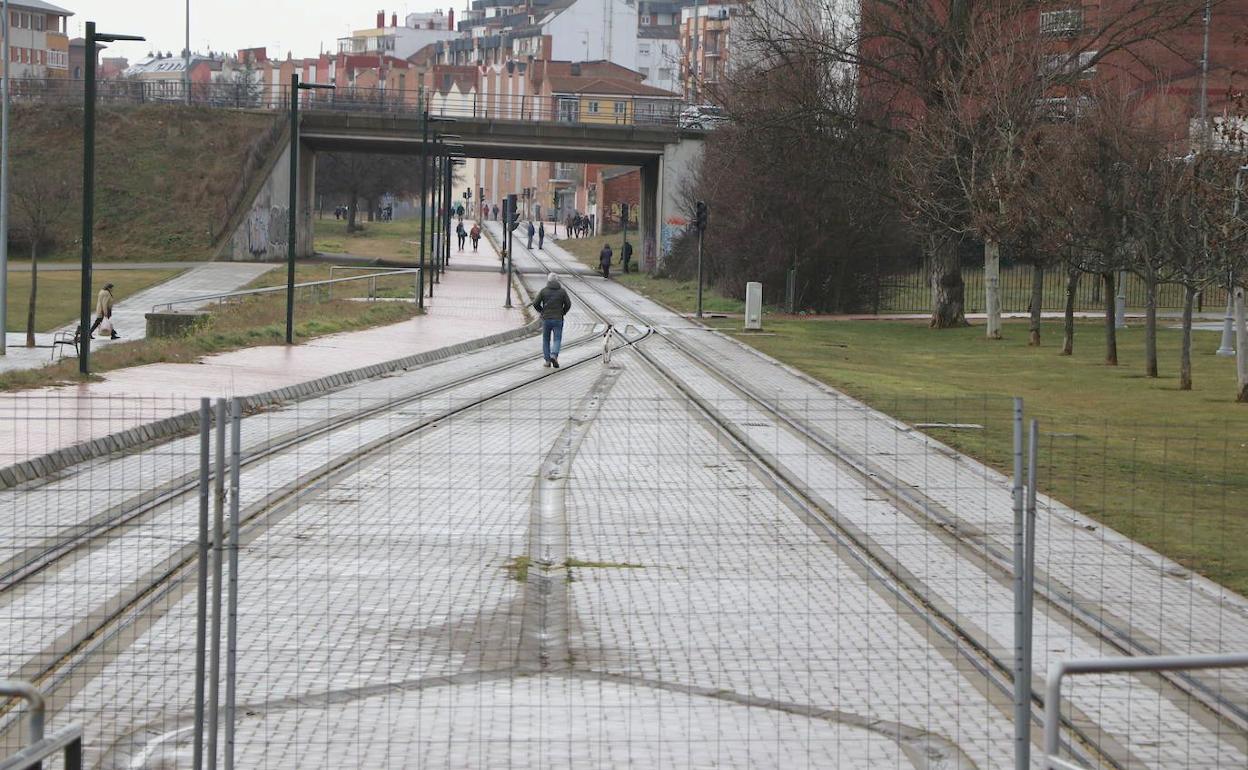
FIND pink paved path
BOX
[1,242,526,466]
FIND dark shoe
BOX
[110,333,121,339]
[551,357,560,368]
[544,359,552,368]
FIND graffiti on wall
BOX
[245,205,289,257]
[661,215,689,262]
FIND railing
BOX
[5,77,691,129]
[1041,653,1248,770]
[0,680,82,770]
[326,266,421,299]
[151,269,421,313]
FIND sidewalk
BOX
[0,261,274,374]
[0,245,526,465]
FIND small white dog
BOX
[602,324,614,365]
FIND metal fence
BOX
[876,264,1230,314]
[1,385,1245,767]
[3,77,689,129]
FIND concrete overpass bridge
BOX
[220,110,706,268]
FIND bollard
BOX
[744,282,763,330]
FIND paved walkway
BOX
[0,262,274,374]
[0,247,524,464]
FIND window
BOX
[638,66,650,79]
[614,101,627,115]
[34,14,44,31]
[20,13,28,28]
[588,101,599,113]
[658,67,672,81]
[1040,9,1083,36]
[639,43,651,57]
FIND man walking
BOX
[532,272,572,368]
[621,238,633,274]
[599,243,613,279]
[89,282,119,339]
[526,221,536,250]
[470,223,481,252]
[538,221,546,250]
[456,221,467,251]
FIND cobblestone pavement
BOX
[2,231,1245,768]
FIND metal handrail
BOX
[151,268,421,312]
[0,681,44,747]
[0,724,83,770]
[1042,652,1248,769]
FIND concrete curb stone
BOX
[0,319,540,491]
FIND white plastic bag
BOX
[98,316,113,336]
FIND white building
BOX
[338,10,459,62]
[636,27,680,94]
[440,0,637,71]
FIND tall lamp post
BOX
[285,73,334,345]
[443,144,464,282]
[418,114,456,308]
[1,0,10,355]
[1218,165,1248,355]
[447,158,464,273]
[79,23,145,375]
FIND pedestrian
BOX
[456,203,464,221]
[470,223,481,251]
[456,221,467,251]
[527,220,536,250]
[493,204,499,221]
[599,243,613,279]
[89,282,119,339]
[621,238,633,274]
[538,221,546,250]
[482,203,489,221]
[532,272,572,368]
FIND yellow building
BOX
[548,62,682,127]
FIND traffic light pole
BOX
[504,198,513,309]
[444,159,452,273]
[417,112,428,309]
[695,200,707,320]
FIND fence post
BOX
[225,398,242,770]
[1023,418,1039,759]
[207,398,226,770]
[194,399,210,770]
[1012,398,1029,770]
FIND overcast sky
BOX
[67,0,453,63]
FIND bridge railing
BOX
[7,78,688,129]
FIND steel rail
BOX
[519,241,1232,768]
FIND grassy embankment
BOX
[552,236,1248,593]
[8,103,278,261]
[5,268,184,333]
[0,262,422,393]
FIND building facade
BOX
[4,0,72,78]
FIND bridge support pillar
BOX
[640,159,660,274]
[296,144,316,259]
[648,138,703,273]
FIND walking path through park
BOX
[0,250,524,463]
[0,262,273,374]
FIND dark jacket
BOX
[599,245,613,266]
[622,241,633,260]
[533,280,572,320]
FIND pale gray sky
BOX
[65,0,453,63]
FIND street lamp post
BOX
[79,23,145,375]
[418,115,456,308]
[285,73,334,345]
[1,0,10,355]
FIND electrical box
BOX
[745,282,763,330]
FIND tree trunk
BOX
[929,238,968,329]
[346,199,358,233]
[1103,271,1118,366]
[1028,262,1044,346]
[25,241,38,348]
[1234,288,1248,402]
[1180,283,1195,391]
[1144,277,1158,378]
[1061,266,1078,356]
[985,239,1002,339]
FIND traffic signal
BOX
[552,190,559,207]
[507,194,520,231]
[479,186,485,202]
[695,200,708,231]
[620,202,630,226]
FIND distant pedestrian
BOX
[538,221,546,249]
[89,282,119,339]
[621,239,633,274]
[599,243,613,279]
[482,203,489,221]
[533,272,572,368]
[566,214,576,238]
[470,223,481,251]
[527,221,536,250]
[456,204,464,221]
[456,221,467,251]
[492,204,499,221]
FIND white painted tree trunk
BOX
[985,240,1002,339]
[1234,288,1248,401]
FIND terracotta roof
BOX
[547,76,679,98]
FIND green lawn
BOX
[708,317,1248,595]
[558,233,744,315]
[5,268,185,333]
[315,217,452,262]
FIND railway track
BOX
[0,322,648,746]
[516,235,1246,768]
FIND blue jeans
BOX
[542,319,564,361]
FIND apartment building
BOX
[4,0,72,78]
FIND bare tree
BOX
[12,161,74,347]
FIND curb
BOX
[0,319,540,491]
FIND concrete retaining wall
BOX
[0,319,539,491]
